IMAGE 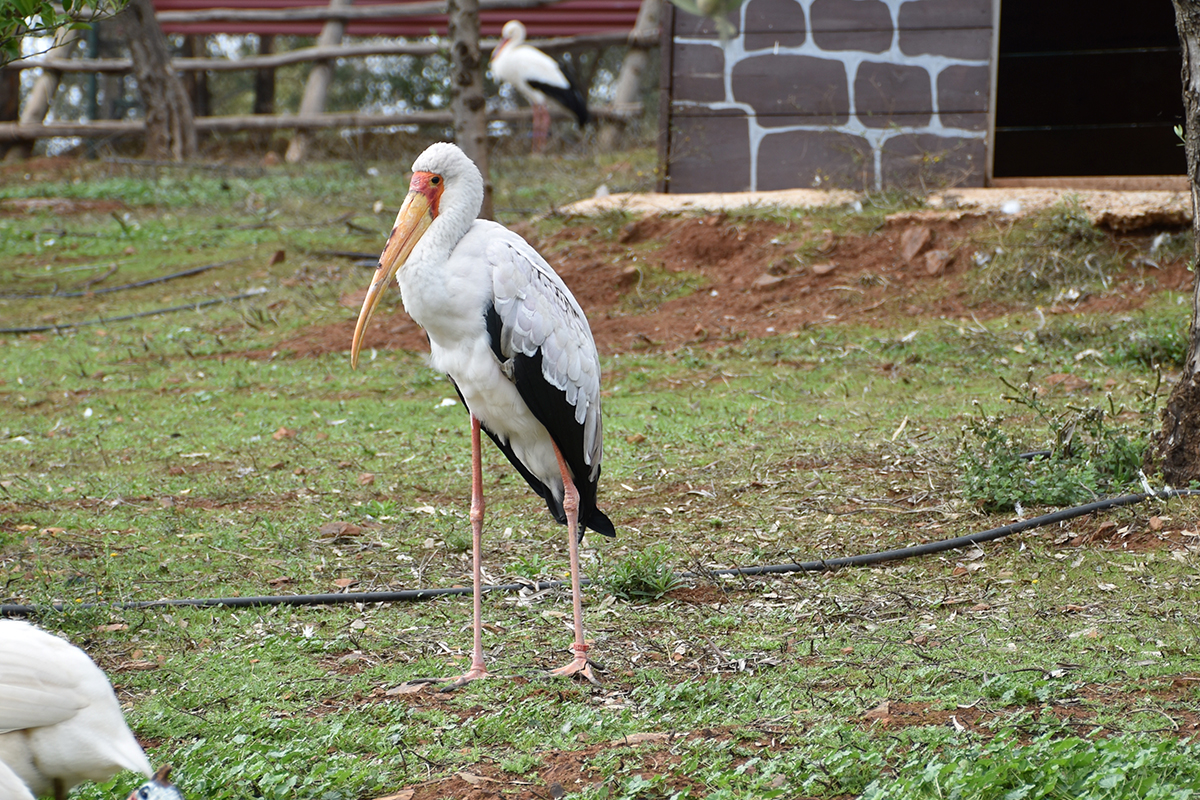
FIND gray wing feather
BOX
[489,234,603,475]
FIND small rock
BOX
[617,265,640,286]
[752,274,784,290]
[924,249,952,275]
[900,225,932,262]
[815,228,836,253]
[811,262,837,275]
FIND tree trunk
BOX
[4,27,82,161]
[1153,0,1200,484]
[447,0,493,220]
[599,0,661,150]
[181,35,210,117]
[0,66,18,159]
[124,0,197,160]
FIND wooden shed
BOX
[659,0,1185,193]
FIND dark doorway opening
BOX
[993,0,1185,178]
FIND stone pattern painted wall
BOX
[665,0,992,193]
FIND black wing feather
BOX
[529,63,589,127]
[480,301,613,539]
[511,351,613,538]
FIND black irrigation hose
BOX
[0,288,267,335]
[3,489,1195,618]
[1,259,244,300]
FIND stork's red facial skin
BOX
[410,171,443,219]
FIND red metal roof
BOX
[153,0,642,37]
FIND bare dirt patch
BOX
[246,214,1189,361]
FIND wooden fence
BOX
[1,0,657,155]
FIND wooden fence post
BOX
[255,35,277,115]
[599,0,660,150]
[5,27,83,161]
[448,0,493,219]
[286,0,351,163]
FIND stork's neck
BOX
[408,177,482,271]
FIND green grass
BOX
[2,154,1199,800]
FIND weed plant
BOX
[959,376,1151,511]
[599,545,681,600]
[972,199,1124,305]
[1112,315,1189,368]
[864,733,1200,800]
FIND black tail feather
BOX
[529,76,590,127]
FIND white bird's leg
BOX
[547,443,601,685]
[532,104,550,153]
[446,414,492,688]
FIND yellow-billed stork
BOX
[0,620,155,800]
[490,20,590,152]
[351,142,614,687]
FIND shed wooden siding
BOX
[153,0,643,38]
[663,0,993,193]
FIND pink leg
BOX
[546,443,601,685]
[532,104,550,153]
[408,416,491,691]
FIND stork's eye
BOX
[430,176,441,185]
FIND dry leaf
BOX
[318,522,362,539]
[457,772,494,787]
[332,578,358,590]
[620,732,670,745]
[385,683,427,695]
[864,700,891,721]
[96,623,128,632]
[273,427,297,440]
[358,472,376,486]
[370,791,414,800]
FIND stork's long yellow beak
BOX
[350,189,434,369]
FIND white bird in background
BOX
[0,619,156,800]
[489,20,590,152]
[351,142,614,687]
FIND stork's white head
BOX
[500,19,525,44]
[492,19,526,60]
[350,143,484,368]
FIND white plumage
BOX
[0,619,153,799]
[352,142,613,687]
[490,20,589,151]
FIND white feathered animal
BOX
[489,19,589,152]
[0,619,154,799]
[126,765,185,800]
[351,142,613,687]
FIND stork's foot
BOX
[545,645,603,686]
